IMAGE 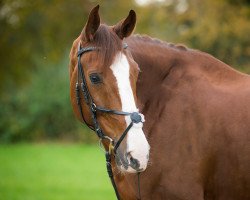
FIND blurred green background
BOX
[0,0,250,199]
[1,0,250,143]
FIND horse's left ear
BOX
[113,10,136,39]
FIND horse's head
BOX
[69,5,150,173]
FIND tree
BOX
[1,0,250,142]
[0,0,90,93]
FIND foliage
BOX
[0,144,116,200]
[0,0,250,142]
[181,0,250,72]
[0,55,96,142]
[0,0,135,92]
[0,0,89,91]
[135,0,250,73]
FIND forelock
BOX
[91,24,123,67]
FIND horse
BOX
[69,5,250,200]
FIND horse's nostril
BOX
[128,154,140,170]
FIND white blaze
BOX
[110,52,150,172]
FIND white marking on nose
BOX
[110,52,150,172]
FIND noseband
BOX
[75,42,143,199]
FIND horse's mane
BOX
[131,34,188,51]
[129,34,250,82]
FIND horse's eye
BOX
[89,73,102,84]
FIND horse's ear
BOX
[82,5,100,42]
[113,10,136,39]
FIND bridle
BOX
[75,42,144,200]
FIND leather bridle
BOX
[75,42,144,200]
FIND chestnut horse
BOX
[69,6,250,200]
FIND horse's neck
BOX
[126,35,248,127]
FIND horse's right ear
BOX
[113,10,136,39]
[82,5,100,42]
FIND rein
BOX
[75,42,143,200]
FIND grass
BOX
[0,143,116,200]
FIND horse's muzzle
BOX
[115,149,149,173]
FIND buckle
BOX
[91,103,97,112]
[99,135,114,154]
